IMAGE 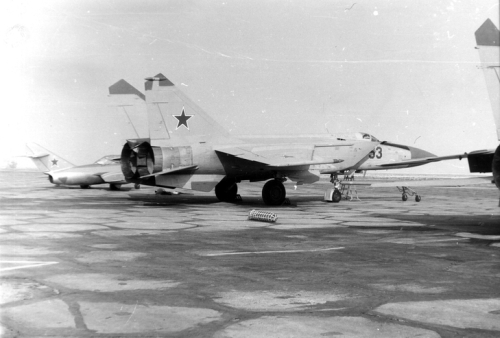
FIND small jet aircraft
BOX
[25,143,134,190]
[112,73,474,205]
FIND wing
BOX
[97,171,126,183]
[214,146,345,168]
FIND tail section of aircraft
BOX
[25,143,75,172]
[475,19,500,197]
[144,73,232,147]
[108,79,148,139]
[475,19,500,141]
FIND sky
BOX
[1,0,499,174]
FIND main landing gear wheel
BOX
[80,185,90,189]
[215,178,238,202]
[402,193,408,201]
[262,179,286,206]
[134,184,141,189]
[332,189,342,203]
[109,184,121,191]
[415,195,421,202]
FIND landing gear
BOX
[398,186,421,202]
[80,185,90,189]
[262,179,286,205]
[215,177,239,202]
[109,184,121,191]
[332,189,342,203]
[134,184,141,189]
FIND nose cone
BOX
[409,146,436,159]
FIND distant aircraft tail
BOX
[25,143,75,172]
[144,73,233,147]
[475,19,500,141]
[108,79,148,139]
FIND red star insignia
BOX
[172,108,193,130]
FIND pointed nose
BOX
[409,146,436,159]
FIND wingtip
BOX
[109,79,146,100]
[475,18,500,46]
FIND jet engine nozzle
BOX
[121,141,155,180]
[121,141,194,181]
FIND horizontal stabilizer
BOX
[26,153,50,159]
[475,19,500,46]
[109,79,145,100]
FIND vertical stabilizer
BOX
[25,143,75,172]
[144,73,232,147]
[108,79,148,138]
[475,19,500,141]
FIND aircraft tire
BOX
[415,195,421,202]
[215,178,238,202]
[109,184,121,191]
[80,185,90,189]
[262,180,286,206]
[332,189,342,203]
[134,184,141,189]
[402,193,408,201]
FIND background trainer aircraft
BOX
[25,143,135,190]
[115,73,476,205]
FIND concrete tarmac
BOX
[1,170,499,338]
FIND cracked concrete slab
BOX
[2,299,75,329]
[213,316,440,338]
[11,224,109,232]
[91,229,171,237]
[45,273,180,292]
[76,251,147,263]
[214,290,349,311]
[79,301,223,334]
[370,283,448,294]
[104,220,194,230]
[0,245,63,256]
[374,298,500,330]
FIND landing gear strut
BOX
[262,179,287,205]
[215,177,239,202]
[325,174,342,203]
[398,186,421,202]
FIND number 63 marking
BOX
[369,146,383,159]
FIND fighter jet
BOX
[338,19,500,203]
[115,73,474,205]
[472,19,500,193]
[25,143,133,190]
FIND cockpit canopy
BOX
[94,155,121,165]
[336,132,380,142]
[357,132,380,142]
